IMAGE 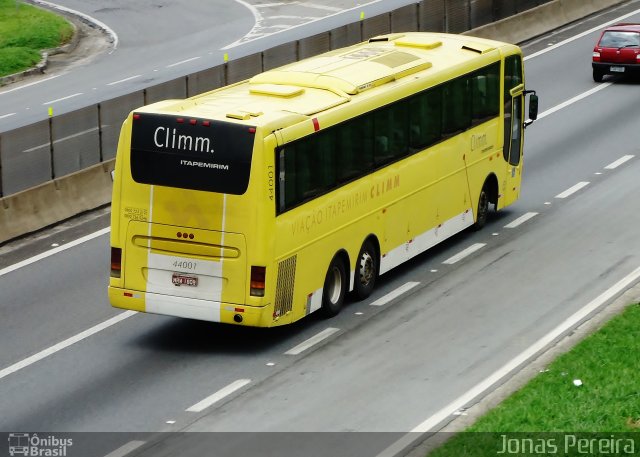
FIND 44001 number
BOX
[173,260,197,270]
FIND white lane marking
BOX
[376,265,640,457]
[223,0,386,50]
[536,83,612,121]
[103,441,146,457]
[230,0,262,25]
[370,282,420,307]
[107,75,142,86]
[268,15,315,20]
[525,7,640,60]
[186,379,251,412]
[285,327,340,355]
[0,75,61,96]
[443,243,486,265]
[0,310,136,381]
[166,57,201,68]
[504,212,538,229]
[301,3,343,12]
[0,227,110,277]
[524,9,640,122]
[22,127,100,153]
[29,0,119,51]
[0,113,16,119]
[605,155,634,170]
[555,182,590,199]
[42,93,83,105]
[2,0,633,379]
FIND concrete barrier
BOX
[0,0,627,245]
[391,4,419,33]
[187,65,226,97]
[226,53,263,84]
[362,12,392,39]
[446,1,471,33]
[465,0,625,44]
[51,105,101,176]
[99,92,146,161]
[298,32,332,60]
[263,41,298,71]
[0,120,52,195]
[470,0,495,30]
[329,22,362,49]
[420,0,446,32]
[0,160,114,244]
[144,77,188,105]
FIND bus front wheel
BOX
[321,256,347,317]
[354,240,378,300]
[471,185,490,231]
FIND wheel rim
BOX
[358,252,374,286]
[478,190,488,222]
[327,266,342,304]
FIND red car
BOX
[592,23,640,82]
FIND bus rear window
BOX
[130,113,254,194]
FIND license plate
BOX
[172,273,198,287]
[610,66,625,73]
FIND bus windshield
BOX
[130,112,255,195]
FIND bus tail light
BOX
[111,247,122,278]
[250,266,266,297]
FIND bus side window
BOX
[409,87,443,150]
[295,139,313,200]
[374,108,393,166]
[317,132,336,190]
[442,76,471,136]
[471,63,500,125]
[424,87,442,147]
[408,94,425,149]
[504,55,523,100]
[360,114,374,170]
[282,145,298,209]
[390,102,409,159]
[338,118,371,183]
[338,123,355,181]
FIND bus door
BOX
[502,55,524,207]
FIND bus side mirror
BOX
[524,90,538,128]
[529,94,539,121]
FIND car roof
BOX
[604,23,640,32]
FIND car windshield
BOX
[599,31,640,48]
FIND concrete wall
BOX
[0,0,626,244]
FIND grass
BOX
[429,303,640,456]
[0,0,73,77]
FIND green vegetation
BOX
[430,303,640,456]
[0,0,73,77]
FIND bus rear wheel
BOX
[354,240,378,300]
[320,256,347,317]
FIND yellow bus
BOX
[109,32,538,327]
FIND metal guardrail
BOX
[0,0,552,198]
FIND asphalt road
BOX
[1,2,640,457]
[0,0,417,132]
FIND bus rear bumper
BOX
[108,287,269,326]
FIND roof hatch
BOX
[249,48,432,95]
[461,41,496,54]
